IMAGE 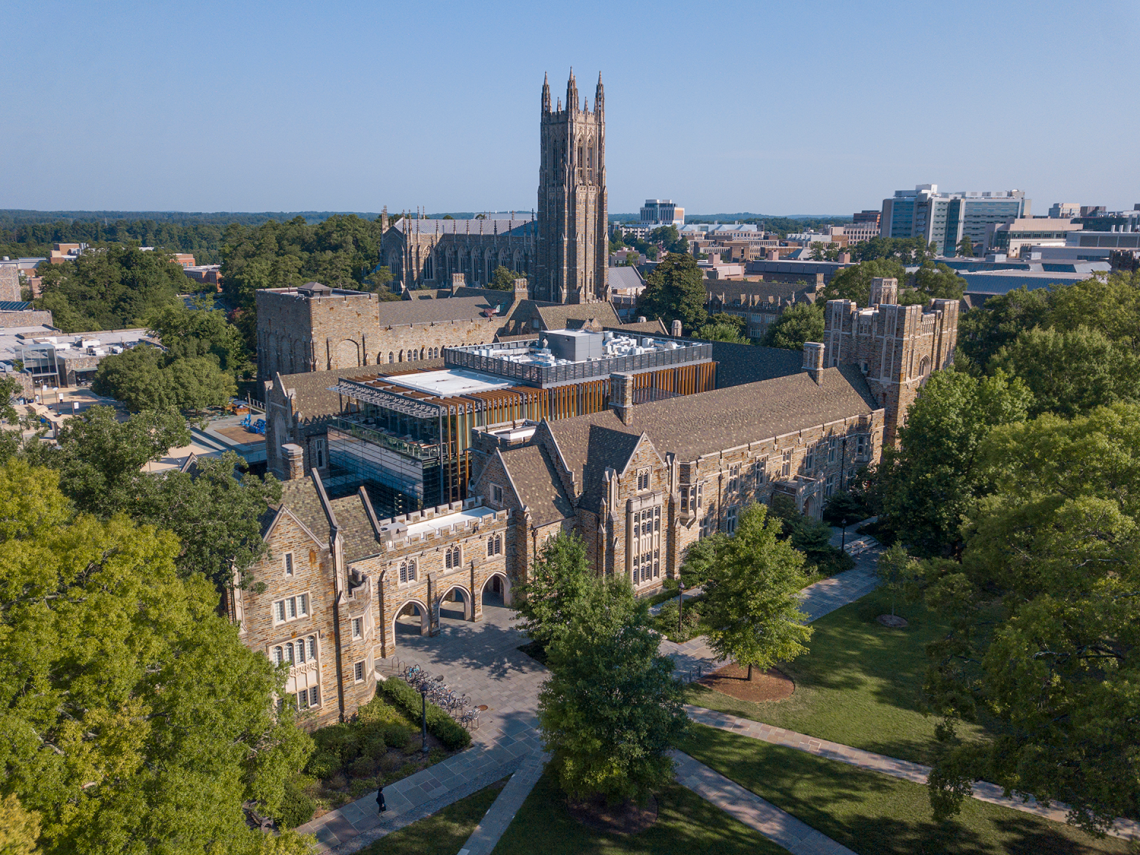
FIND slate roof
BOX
[269,478,332,542]
[391,217,535,237]
[378,293,516,326]
[708,342,803,388]
[607,267,644,291]
[498,444,574,526]
[331,489,382,563]
[277,360,446,421]
[532,302,621,331]
[607,320,668,335]
[546,365,878,511]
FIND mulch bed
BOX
[567,793,658,835]
[698,662,795,703]
[876,614,909,628]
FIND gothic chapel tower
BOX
[537,70,609,304]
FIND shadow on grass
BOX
[493,769,788,855]
[679,725,1129,855]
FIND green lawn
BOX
[492,770,787,855]
[680,725,1130,855]
[356,778,506,855]
[685,586,987,765]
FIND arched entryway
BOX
[393,599,430,637]
[438,585,474,622]
[480,572,512,608]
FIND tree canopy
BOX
[822,259,963,307]
[922,404,1140,835]
[0,459,312,855]
[701,503,813,680]
[487,265,524,291]
[26,405,281,589]
[34,246,188,333]
[538,578,687,802]
[635,252,707,333]
[514,530,593,651]
[874,368,1031,558]
[761,301,823,351]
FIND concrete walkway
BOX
[686,706,1140,843]
[458,751,548,855]
[298,556,886,853]
[673,751,857,855]
[296,599,546,853]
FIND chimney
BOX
[610,372,635,425]
[671,319,682,337]
[869,277,898,306]
[767,249,779,261]
[838,251,851,263]
[513,277,529,301]
[802,342,826,384]
[451,273,465,294]
[281,443,305,480]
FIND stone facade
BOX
[380,215,537,291]
[229,474,515,728]
[536,71,608,304]
[822,278,959,444]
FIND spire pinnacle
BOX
[542,71,551,113]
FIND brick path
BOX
[686,706,1140,843]
[673,751,857,855]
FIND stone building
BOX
[235,290,958,725]
[536,71,608,304]
[822,277,958,444]
[255,277,623,384]
[379,214,537,291]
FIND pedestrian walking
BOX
[376,786,386,814]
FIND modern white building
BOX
[639,199,685,226]
[881,184,1030,255]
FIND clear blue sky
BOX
[5,0,1138,216]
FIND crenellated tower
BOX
[537,70,608,304]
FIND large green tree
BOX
[34,245,187,332]
[92,347,235,414]
[0,460,312,855]
[955,286,1050,371]
[761,302,823,351]
[538,579,687,803]
[514,530,593,651]
[701,503,813,680]
[875,368,1031,557]
[487,265,524,291]
[33,406,281,588]
[989,325,1140,418]
[922,404,1140,835]
[635,252,707,333]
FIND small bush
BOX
[305,750,341,780]
[377,678,471,750]
[349,755,375,778]
[275,777,316,829]
[357,694,407,727]
[363,733,388,760]
[349,777,376,798]
[382,724,410,748]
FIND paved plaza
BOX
[300,555,887,853]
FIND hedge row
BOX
[376,678,471,751]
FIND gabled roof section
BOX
[263,478,332,546]
[497,444,575,527]
[329,488,382,563]
[709,341,803,388]
[532,302,621,331]
[377,293,516,326]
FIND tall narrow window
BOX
[307,636,317,660]
[353,661,365,683]
[352,617,363,639]
[273,646,283,665]
[284,553,294,577]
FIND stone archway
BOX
[438,584,474,621]
[393,599,430,637]
[480,572,512,608]
[333,339,360,370]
